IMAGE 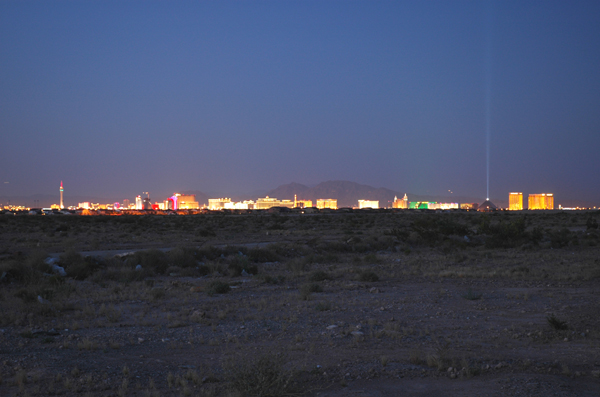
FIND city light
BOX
[2,181,597,214]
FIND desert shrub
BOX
[358,271,379,282]
[529,226,544,245]
[14,288,38,303]
[194,245,224,261]
[262,275,285,284]
[90,263,151,284]
[0,259,41,284]
[386,227,409,241]
[228,256,258,276]
[299,283,322,300]
[168,247,198,268]
[118,266,147,282]
[484,217,529,248]
[309,270,331,282]
[410,216,471,245]
[363,235,396,251]
[149,288,166,301]
[206,281,230,296]
[197,264,210,276]
[126,249,169,274]
[286,257,312,273]
[247,247,281,263]
[24,250,51,273]
[59,249,83,267]
[60,250,105,280]
[586,217,599,231]
[165,266,182,275]
[547,314,568,330]
[178,266,207,277]
[225,354,296,397]
[549,228,572,248]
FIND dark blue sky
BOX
[1,1,599,204]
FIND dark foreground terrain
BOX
[1,210,600,396]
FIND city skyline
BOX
[4,178,596,211]
[1,1,599,203]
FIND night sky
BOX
[1,1,599,204]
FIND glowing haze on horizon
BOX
[1,1,599,203]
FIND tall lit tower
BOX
[60,181,64,209]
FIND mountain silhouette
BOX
[267,180,401,208]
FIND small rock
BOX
[37,296,50,305]
[50,264,67,277]
[135,265,142,271]
[591,370,600,378]
[326,325,338,330]
[351,331,364,336]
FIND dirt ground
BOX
[1,210,599,396]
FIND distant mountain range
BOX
[266,180,486,208]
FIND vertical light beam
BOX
[485,2,493,201]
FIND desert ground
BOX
[1,209,599,396]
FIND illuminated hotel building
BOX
[292,195,313,208]
[509,192,523,210]
[295,200,312,208]
[316,199,337,210]
[208,198,231,210]
[429,202,459,210]
[255,197,294,210]
[142,197,152,210]
[135,195,143,210]
[392,194,409,209]
[224,200,255,210]
[409,202,436,209]
[358,200,379,209]
[528,193,554,210]
[176,194,199,209]
[166,193,199,210]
